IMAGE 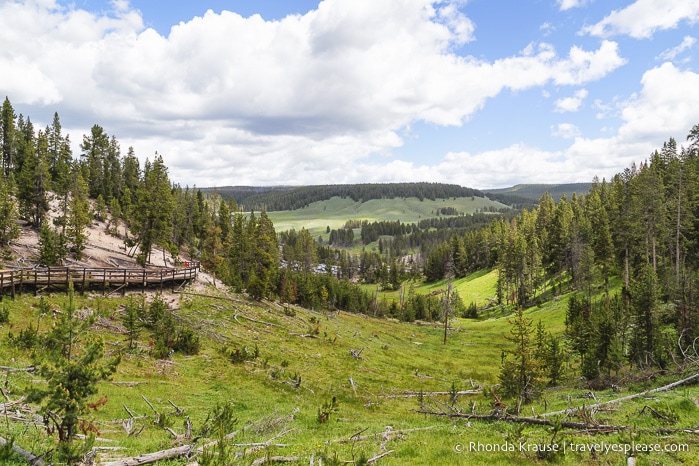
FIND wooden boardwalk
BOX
[0,262,199,299]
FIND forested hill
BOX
[486,182,593,202]
[212,182,488,211]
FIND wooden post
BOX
[1,271,4,302]
[82,268,87,294]
[10,271,15,301]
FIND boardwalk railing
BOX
[0,262,199,299]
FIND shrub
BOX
[174,327,201,355]
[8,323,38,349]
[229,344,259,364]
[317,396,339,424]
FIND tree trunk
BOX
[100,444,195,466]
[0,436,45,466]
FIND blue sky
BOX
[1,0,699,188]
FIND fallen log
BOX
[416,410,699,435]
[250,456,299,465]
[367,450,395,464]
[99,443,195,466]
[378,389,482,398]
[326,426,438,445]
[0,366,35,373]
[0,435,45,466]
[540,372,699,418]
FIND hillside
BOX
[2,220,699,465]
[209,182,523,211]
[485,183,593,202]
[267,195,510,236]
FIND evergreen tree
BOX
[499,308,540,408]
[295,228,318,273]
[1,97,16,176]
[28,284,120,462]
[122,296,142,351]
[13,114,34,178]
[132,155,175,264]
[38,221,65,266]
[0,175,19,246]
[202,211,224,285]
[247,210,279,299]
[122,147,140,201]
[80,124,110,199]
[17,129,50,226]
[629,264,661,367]
[66,169,92,259]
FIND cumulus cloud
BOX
[582,0,699,39]
[478,64,699,188]
[557,0,587,12]
[552,123,581,138]
[618,63,699,143]
[0,0,630,187]
[405,64,699,189]
[554,89,588,112]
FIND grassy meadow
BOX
[2,278,699,465]
[266,196,508,236]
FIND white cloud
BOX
[557,0,587,12]
[539,22,555,36]
[403,64,699,189]
[582,0,699,39]
[656,35,696,61]
[618,62,699,143]
[0,0,629,187]
[554,89,588,112]
[552,123,581,138]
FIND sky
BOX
[1,0,699,189]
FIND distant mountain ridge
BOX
[207,183,486,211]
[486,183,593,202]
[201,182,591,211]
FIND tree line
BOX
[219,182,486,211]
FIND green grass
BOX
[267,196,508,235]
[1,284,698,465]
[367,269,499,309]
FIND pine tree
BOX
[499,307,540,409]
[629,264,661,368]
[1,97,16,176]
[132,155,174,264]
[28,284,120,462]
[0,175,19,246]
[66,169,92,259]
[38,221,65,266]
[247,210,279,299]
[123,296,142,351]
[80,124,110,199]
[295,228,318,273]
[202,212,224,286]
[17,129,50,226]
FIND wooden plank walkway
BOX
[0,262,200,299]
